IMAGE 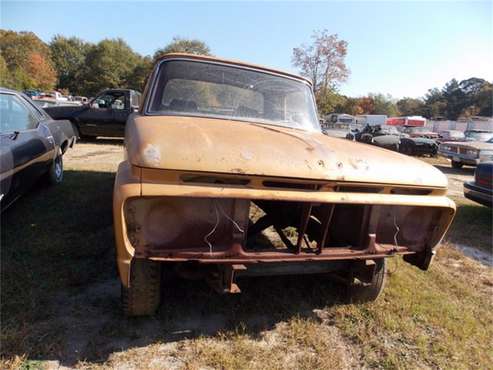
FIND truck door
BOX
[79,91,129,138]
[111,92,132,137]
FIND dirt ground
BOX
[1,142,492,370]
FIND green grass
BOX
[1,144,492,369]
[445,196,493,252]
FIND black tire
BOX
[45,150,63,185]
[122,259,161,316]
[347,259,386,303]
[451,160,463,169]
[361,134,373,144]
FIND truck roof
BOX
[153,53,313,86]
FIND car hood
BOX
[126,115,447,188]
[441,141,493,150]
[409,137,437,144]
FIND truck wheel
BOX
[45,150,63,185]
[451,160,463,169]
[122,259,161,316]
[347,259,386,303]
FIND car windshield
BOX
[465,131,493,142]
[148,60,320,131]
[447,131,464,138]
[379,125,399,134]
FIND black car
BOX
[464,162,493,207]
[43,89,141,140]
[0,88,76,211]
[346,124,438,156]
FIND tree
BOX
[24,52,57,90]
[50,35,92,93]
[423,88,447,119]
[0,29,56,90]
[396,97,425,116]
[125,56,153,91]
[153,36,211,60]
[316,89,346,116]
[80,38,141,96]
[292,30,349,94]
[369,93,399,116]
[441,79,466,120]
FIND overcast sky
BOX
[2,1,492,98]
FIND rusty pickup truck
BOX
[113,54,456,315]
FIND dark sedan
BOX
[0,88,76,211]
[464,162,493,207]
[346,124,438,156]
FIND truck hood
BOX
[126,115,447,188]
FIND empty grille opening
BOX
[262,181,319,190]
[181,175,250,186]
[391,188,432,195]
[337,186,384,193]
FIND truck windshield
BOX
[148,60,320,131]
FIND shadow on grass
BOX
[433,164,475,176]
[445,199,492,252]
[0,169,346,366]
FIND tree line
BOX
[292,30,492,120]
[1,29,491,120]
[0,30,210,97]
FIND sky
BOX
[1,1,492,98]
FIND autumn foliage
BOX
[24,52,57,90]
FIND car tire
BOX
[451,160,463,169]
[122,259,161,316]
[45,150,63,185]
[347,259,386,303]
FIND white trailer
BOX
[355,114,388,126]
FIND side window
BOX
[111,95,126,110]
[91,93,127,110]
[131,92,140,108]
[0,94,38,134]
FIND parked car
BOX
[400,125,439,139]
[464,162,493,207]
[438,137,493,168]
[43,89,141,140]
[437,130,465,143]
[113,54,455,316]
[346,124,438,156]
[0,88,76,211]
[23,89,41,98]
[464,130,493,142]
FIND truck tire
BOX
[347,259,386,303]
[451,160,463,169]
[122,259,161,316]
[44,149,63,185]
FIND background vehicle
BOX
[355,114,387,126]
[439,137,493,168]
[400,125,438,139]
[464,130,493,142]
[386,116,426,127]
[44,88,141,140]
[0,88,76,211]
[464,162,493,207]
[114,54,455,316]
[437,130,465,143]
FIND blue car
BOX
[464,162,493,207]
